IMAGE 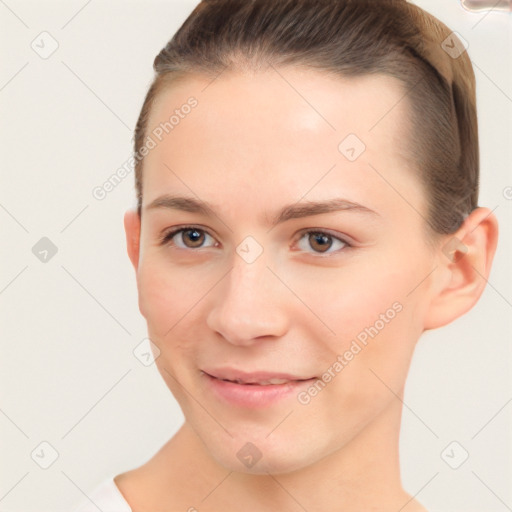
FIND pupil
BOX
[186,229,203,246]
[311,233,331,252]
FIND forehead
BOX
[147,67,411,152]
[142,68,420,217]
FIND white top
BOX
[73,477,132,512]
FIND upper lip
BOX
[202,367,315,383]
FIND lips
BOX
[201,368,315,385]
[227,377,292,385]
[201,369,317,407]
[214,376,297,386]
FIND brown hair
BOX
[133,0,478,238]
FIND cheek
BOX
[313,267,425,413]
[290,253,422,389]
[136,254,219,371]
[322,310,417,432]
[136,255,190,337]
[287,258,411,344]
[137,259,202,399]
[138,266,169,329]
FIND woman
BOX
[75,0,498,510]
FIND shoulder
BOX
[402,499,429,512]
[72,476,132,512]
[112,468,155,510]
[113,463,183,510]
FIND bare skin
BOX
[120,67,498,511]
[114,421,428,512]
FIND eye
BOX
[295,229,350,255]
[159,226,217,249]
[159,226,351,254]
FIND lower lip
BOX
[201,372,317,408]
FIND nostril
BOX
[460,0,512,12]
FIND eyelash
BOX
[158,225,352,256]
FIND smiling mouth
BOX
[201,369,316,386]
[216,377,310,385]
[200,371,317,407]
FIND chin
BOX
[202,430,321,476]
[218,449,314,476]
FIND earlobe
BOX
[124,208,141,270]
[423,207,499,330]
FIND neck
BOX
[145,399,422,511]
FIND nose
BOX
[206,251,289,346]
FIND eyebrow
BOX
[145,194,379,226]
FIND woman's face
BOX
[130,68,444,474]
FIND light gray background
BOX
[0,1,510,511]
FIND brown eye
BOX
[160,227,216,249]
[181,228,206,248]
[296,230,349,255]
[308,232,332,253]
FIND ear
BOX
[423,207,499,330]
[124,207,141,271]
